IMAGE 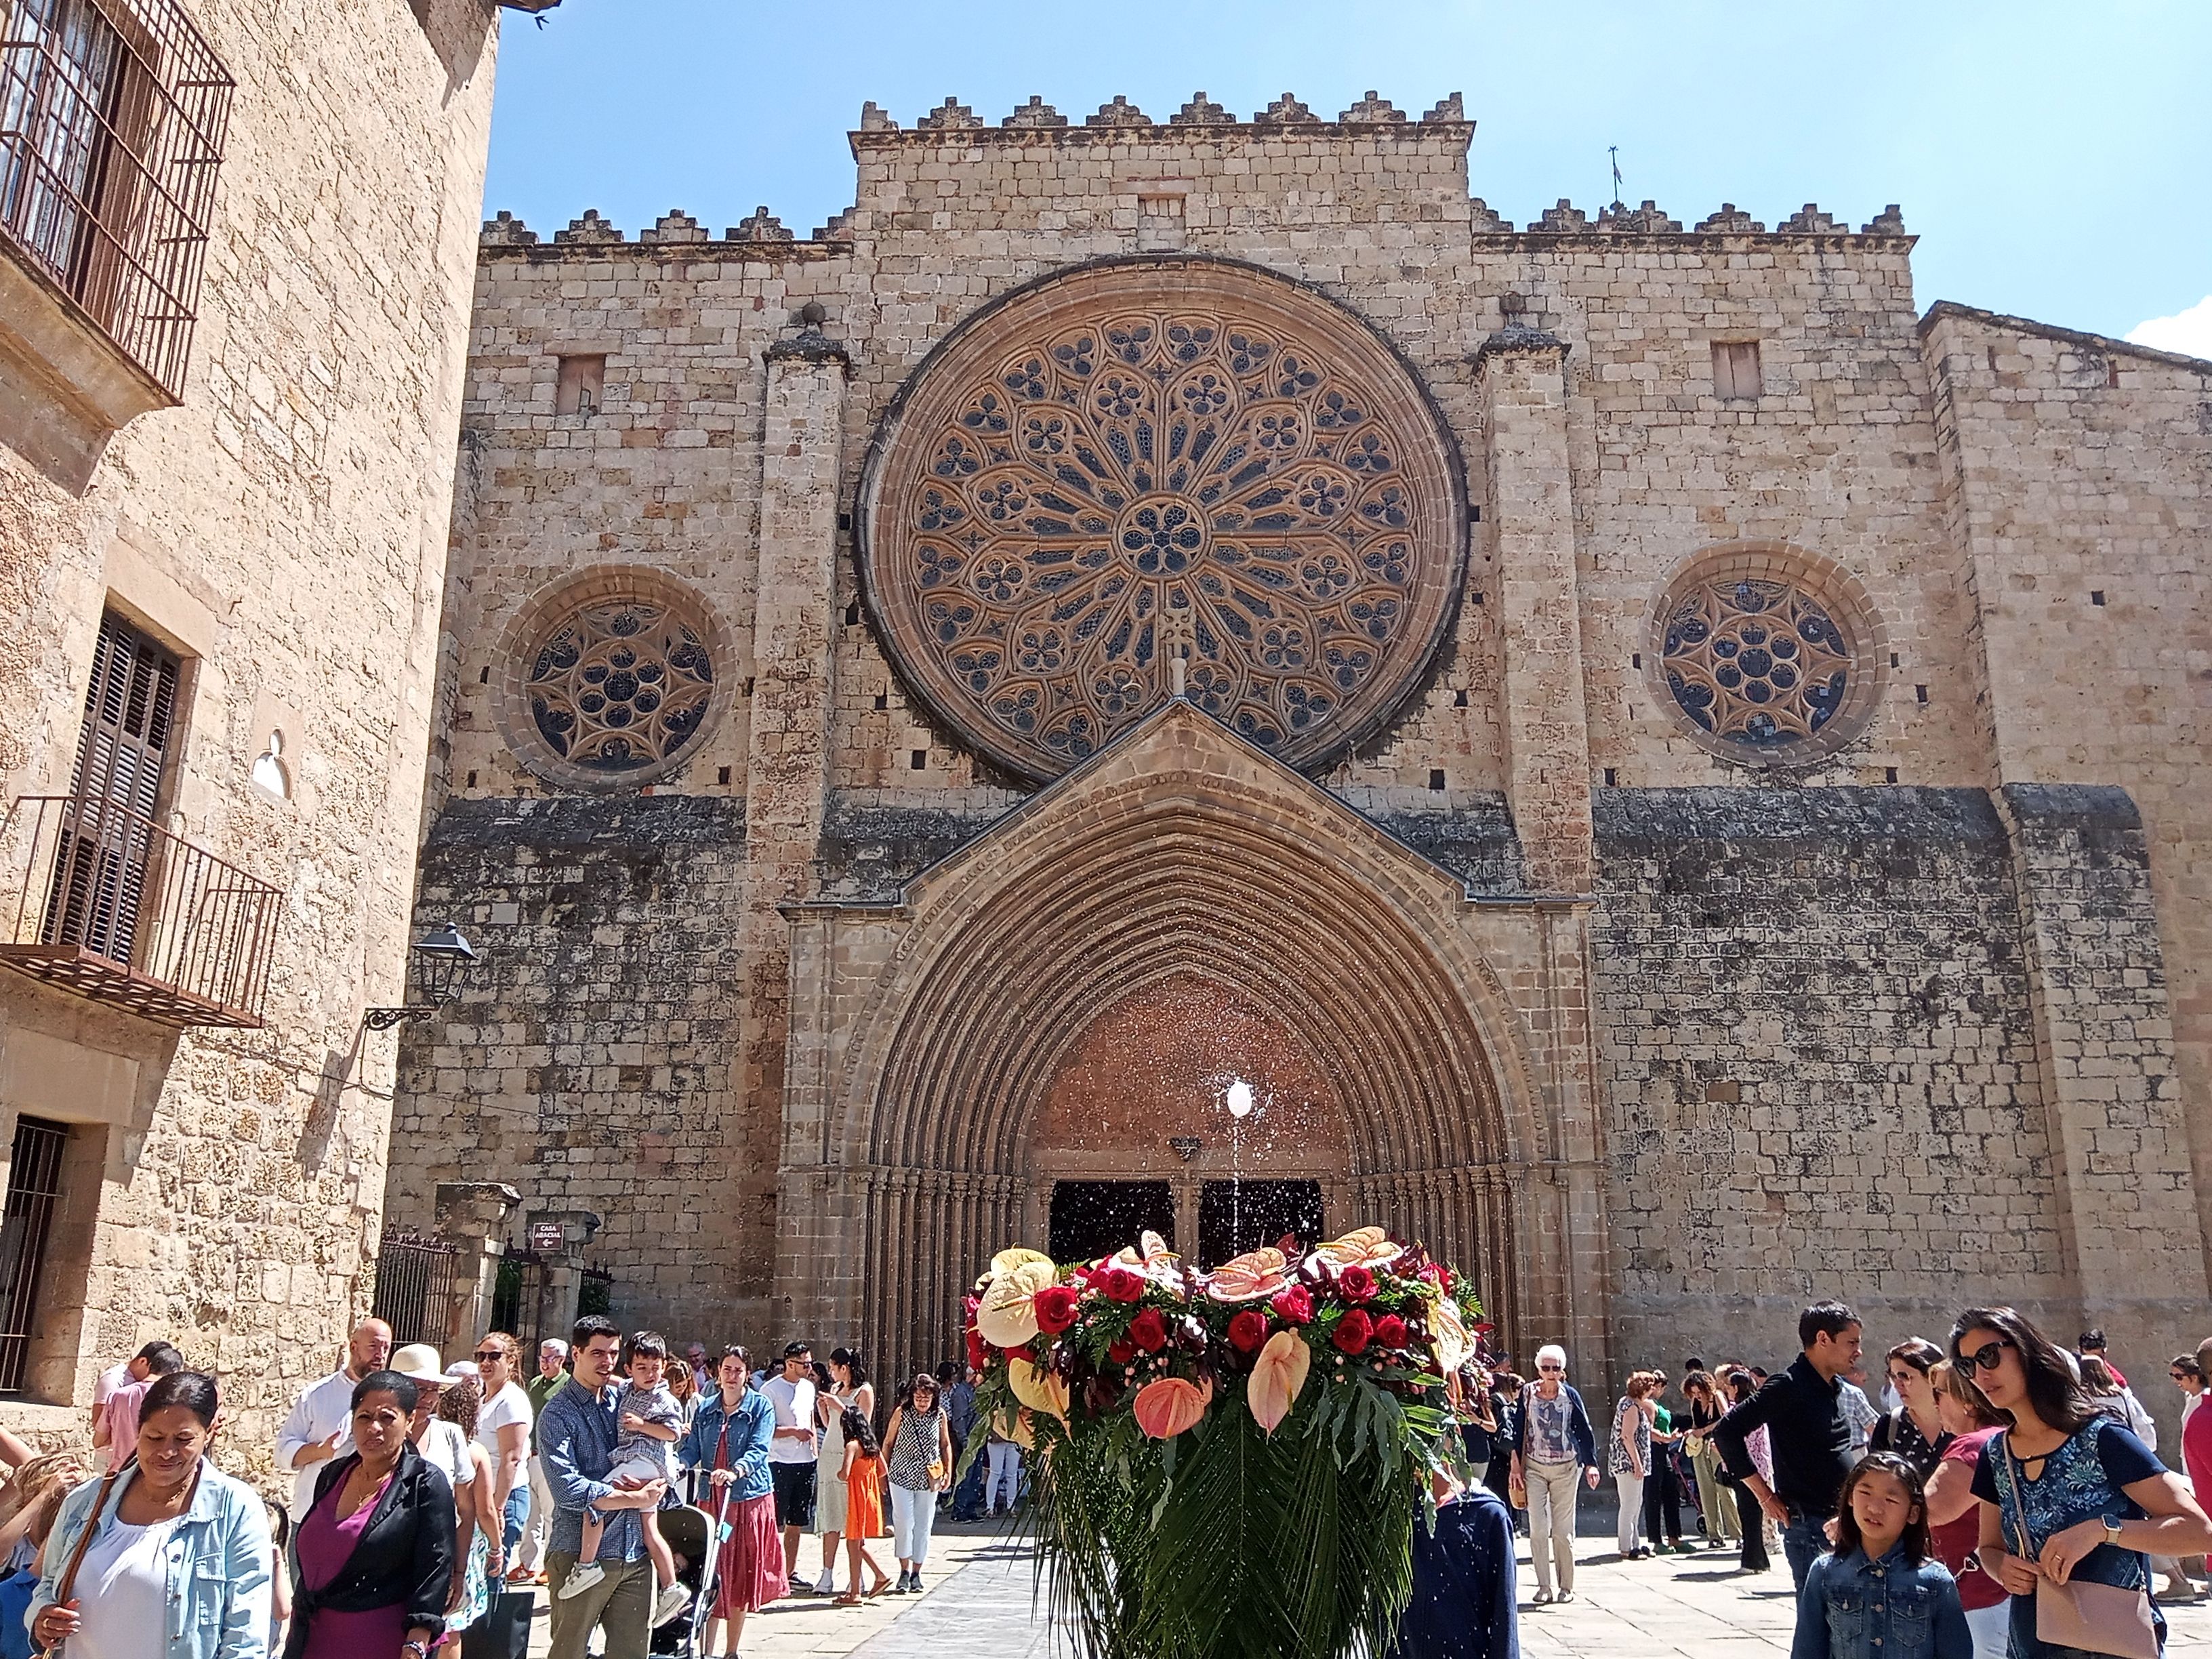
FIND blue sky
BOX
[485,1,2211,351]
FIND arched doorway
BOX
[1027,975,1352,1267]
[819,708,1540,1380]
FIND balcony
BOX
[0,793,279,1027]
[0,0,232,479]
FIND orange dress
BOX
[844,1450,886,1540]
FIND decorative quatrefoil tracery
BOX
[860,261,1465,781]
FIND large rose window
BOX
[859,260,1465,781]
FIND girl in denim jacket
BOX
[1792,1452,1971,1659]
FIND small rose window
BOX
[523,600,714,775]
[1650,554,1884,766]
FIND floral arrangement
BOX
[960,1225,1488,1659]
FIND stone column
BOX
[1474,327,1593,896]
[433,1181,520,1355]
[742,320,850,1322]
[527,1208,601,1342]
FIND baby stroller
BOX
[649,1501,716,1658]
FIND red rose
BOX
[1228,1309,1269,1353]
[1128,1308,1168,1353]
[965,1326,989,1370]
[1099,1267,1145,1303]
[1338,1265,1376,1302]
[1332,1309,1374,1355]
[1270,1285,1315,1326]
[1034,1285,1081,1334]
[1373,1314,1409,1349]
[1107,1338,1138,1366]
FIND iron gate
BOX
[370,1229,459,1347]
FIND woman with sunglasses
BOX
[1952,1307,2212,1656]
[470,1334,533,1564]
[1869,1340,1954,1479]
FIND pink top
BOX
[297,1469,406,1659]
[2184,1397,2212,1501]
[1930,1426,2005,1611]
[100,1380,150,1473]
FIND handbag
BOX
[1994,1435,2158,1659]
[33,1465,125,1658]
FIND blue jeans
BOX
[1782,1509,1827,1592]
[504,1483,530,1553]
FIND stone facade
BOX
[0,0,501,1472]
[389,93,2211,1440]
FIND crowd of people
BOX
[1,1301,2207,1659]
[1400,1302,2212,1659]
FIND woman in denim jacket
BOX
[30,1372,272,1659]
[678,1347,779,1657]
[1793,1452,1970,1659]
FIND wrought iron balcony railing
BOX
[0,792,278,1027]
[0,0,233,398]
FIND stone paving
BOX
[522,1522,2212,1655]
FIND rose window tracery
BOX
[1658,573,1867,760]
[859,260,1465,781]
[523,599,714,775]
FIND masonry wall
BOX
[1590,787,2076,1368]
[0,0,497,1469]
[390,795,754,1337]
[1923,306,2212,1279]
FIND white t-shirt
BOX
[475,1380,533,1465]
[761,1375,817,1465]
[417,1418,477,1494]
[70,1515,181,1659]
[92,1361,130,1408]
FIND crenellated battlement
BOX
[478,91,1914,256]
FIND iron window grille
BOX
[0,1115,69,1392]
[0,0,232,398]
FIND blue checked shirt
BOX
[540,1378,646,1563]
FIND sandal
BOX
[834,1593,862,1607]
[866,1578,892,1598]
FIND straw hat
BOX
[391,1343,464,1387]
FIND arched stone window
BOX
[1646,544,1886,766]
[492,567,733,791]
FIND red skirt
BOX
[710,1491,788,1616]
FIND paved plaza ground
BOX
[520,1519,2212,1654]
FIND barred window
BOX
[0,0,232,395]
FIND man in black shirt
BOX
[1707,1300,1862,1591]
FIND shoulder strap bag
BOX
[1993,1433,2157,1659]
[34,1465,126,1658]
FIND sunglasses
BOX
[1538,1364,1563,1372]
[1957,1338,2015,1376]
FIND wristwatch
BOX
[2101,1514,2125,1546]
[403,1641,431,1659]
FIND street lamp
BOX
[364,924,477,1030]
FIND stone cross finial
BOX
[918,97,983,130]
[1534,199,1589,232]
[730,206,793,243]
[1340,91,1406,123]
[480,210,537,247]
[640,209,705,245]
[554,209,621,245]
[1421,92,1465,122]
[1779,203,1841,232]
[1863,203,1907,234]
[1695,204,1763,233]
[1003,96,1067,128]
[1255,92,1317,123]
[1172,91,1231,125]
[1086,96,1151,128]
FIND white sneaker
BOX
[813,1569,836,1596]
[556,1561,605,1601]
[651,1583,691,1626]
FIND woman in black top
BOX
[287,1370,456,1659]
[1868,1338,1952,1477]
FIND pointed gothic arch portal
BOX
[828,714,1536,1380]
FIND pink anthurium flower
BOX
[1247,1329,1311,1436]
[1132,1374,1213,1439]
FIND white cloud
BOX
[2125,295,2212,361]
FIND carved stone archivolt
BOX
[858,258,1466,781]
